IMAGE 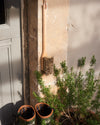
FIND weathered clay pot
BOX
[35,102,54,125]
[17,105,36,125]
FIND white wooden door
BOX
[0,0,23,125]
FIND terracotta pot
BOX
[17,105,36,125]
[35,102,54,125]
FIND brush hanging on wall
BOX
[40,0,54,75]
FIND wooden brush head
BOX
[41,57,54,75]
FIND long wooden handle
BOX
[42,0,47,57]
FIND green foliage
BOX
[90,55,96,66]
[86,118,100,125]
[41,120,46,125]
[33,56,100,125]
[78,57,86,67]
[34,72,64,117]
[91,84,100,113]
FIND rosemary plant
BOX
[33,56,100,125]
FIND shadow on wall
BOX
[67,0,100,73]
[67,38,100,70]
[43,0,100,8]
[0,101,23,125]
[70,0,100,5]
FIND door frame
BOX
[21,0,38,105]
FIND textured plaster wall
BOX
[68,0,100,74]
[38,0,69,68]
[38,0,69,88]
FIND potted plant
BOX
[17,105,36,125]
[35,102,54,125]
[33,56,100,125]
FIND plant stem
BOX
[62,108,70,118]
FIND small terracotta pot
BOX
[35,102,54,125]
[17,105,36,125]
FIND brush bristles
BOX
[41,57,54,75]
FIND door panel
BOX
[0,0,23,125]
[0,39,13,107]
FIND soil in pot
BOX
[35,103,54,125]
[38,104,52,116]
[21,107,34,119]
[17,105,36,125]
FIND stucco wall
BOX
[68,0,100,74]
[38,0,69,68]
[37,0,69,90]
[38,0,69,89]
